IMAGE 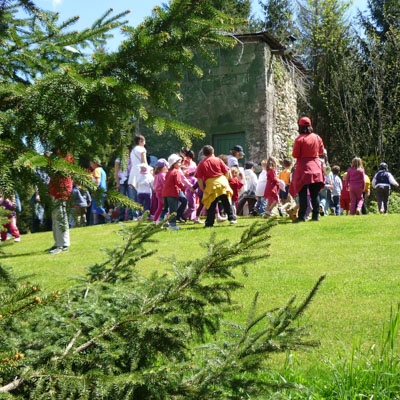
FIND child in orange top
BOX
[278,158,292,204]
[264,157,281,217]
[229,166,243,213]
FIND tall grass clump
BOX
[269,305,400,399]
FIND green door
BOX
[212,132,246,165]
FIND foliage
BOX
[0,219,324,398]
[259,0,296,42]
[0,0,246,215]
[274,304,400,399]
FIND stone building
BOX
[176,31,305,165]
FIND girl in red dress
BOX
[263,157,280,217]
[229,166,244,214]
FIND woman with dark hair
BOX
[290,117,325,222]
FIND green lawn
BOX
[2,214,400,367]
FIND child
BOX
[340,172,350,215]
[372,162,399,214]
[229,166,243,214]
[153,159,168,223]
[263,157,282,217]
[0,193,21,242]
[136,163,154,216]
[319,166,333,216]
[227,145,244,168]
[345,157,365,215]
[254,159,268,216]
[278,158,292,204]
[331,166,342,216]
[71,183,91,227]
[161,154,185,230]
[184,167,199,222]
[237,162,258,216]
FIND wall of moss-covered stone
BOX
[143,39,299,164]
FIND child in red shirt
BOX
[161,154,185,230]
[264,157,280,217]
[229,166,243,214]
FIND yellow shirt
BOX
[278,169,291,185]
[364,174,370,192]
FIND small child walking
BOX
[136,163,154,216]
[183,167,199,222]
[345,157,365,215]
[153,159,168,223]
[263,157,281,217]
[331,166,342,216]
[161,154,185,231]
[71,183,91,227]
[229,166,244,214]
[0,193,21,242]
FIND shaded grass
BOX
[1,214,400,368]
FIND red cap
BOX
[299,117,312,127]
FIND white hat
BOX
[168,154,182,168]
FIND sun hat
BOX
[91,156,102,167]
[168,154,182,168]
[298,117,312,127]
[231,145,245,156]
[155,158,168,168]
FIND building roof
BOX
[231,31,306,74]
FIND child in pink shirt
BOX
[264,157,281,217]
[153,159,168,223]
[0,193,21,242]
[345,157,365,215]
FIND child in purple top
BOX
[0,194,21,242]
[345,157,365,215]
[183,167,199,222]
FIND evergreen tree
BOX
[296,0,352,153]
[0,0,244,211]
[259,0,296,41]
[0,219,324,398]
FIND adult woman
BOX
[290,117,325,222]
[128,134,147,219]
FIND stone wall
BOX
[147,35,300,164]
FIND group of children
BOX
[1,146,399,241]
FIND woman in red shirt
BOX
[290,117,325,222]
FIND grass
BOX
[1,214,400,377]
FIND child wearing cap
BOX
[136,163,154,217]
[153,159,168,223]
[228,145,245,169]
[372,162,399,214]
[161,154,185,230]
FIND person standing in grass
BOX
[161,154,185,231]
[331,166,342,216]
[290,117,325,222]
[90,157,108,224]
[372,163,399,214]
[47,150,73,254]
[195,145,236,228]
[345,157,365,215]
[153,159,168,223]
[0,192,21,242]
[263,157,282,217]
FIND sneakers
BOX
[14,237,21,242]
[217,215,227,223]
[45,245,57,252]
[168,225,181,231]
[48,246,68,254]
[229,219,237,224]
[193,218,203,224]
[356,209,361,215]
